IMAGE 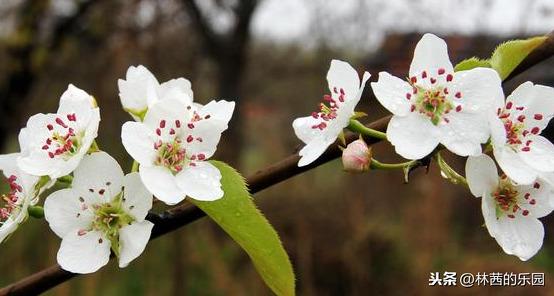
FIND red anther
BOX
[156,128,161,136]
[430,78,437,84]
[534,114,543,120]
[175,120,181,128]
[47,124,54,131]
[534,182,540,189]
[517,115,526,122]
[410,76,417,84]
[197,153,206,160]
[186,135,193,143]
[67,113,77,121]
[522,210,529,216]
[169,128,175,135]
[438,68,445,75]
[406,93,411,100]
[311,112,319,119]
[446,74,453,82]
[188,123,195,129]
[521,147,530,152]
[421,71,427,78]
[99,189,105,195]
[516,106,525,111]
[507,214,515,219]
[455,92,462,98]
[530,199,536,205]
[42,145,49,150]
[506,102,513,109]
[531,127,540,134]
[524,193,531,199]
[339,88,345,95]
[410,105,416,112]
[456,105,462,112]
[48,152,55,158]
[55,118,68,128]
[333,87,338,94]
[160,120,166,128]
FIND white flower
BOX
[44,152,154,274]
[341,138,371,173]
[118,65,194,121]
[466,154,554,261]
[293,60,370,167]
[490,82,554,185]
[0,153,42,243]
[17,84,100,179]
[371,33,503,160]
[121,97,235,205]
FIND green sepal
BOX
[124,107,148,122]
[191,161,296,296]
[454,57,491,72]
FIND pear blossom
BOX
[118,65,194,121]
[0,153,43,243]
[44,152,154,273]
[466,154,554,261]
[121,97,235,205]
[489,82,554,185]
[371,33,503,160]
[17,84,100,179]
[293,60,370,167]
[342,138,371,173]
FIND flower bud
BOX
[342,138,371,173]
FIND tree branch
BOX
[2,30,554,296]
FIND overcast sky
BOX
[251,0,554,51]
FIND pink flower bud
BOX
[342,139,371,173]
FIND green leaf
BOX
[489,36,547,80]
[190,161,295,296]
[454,57,491,72]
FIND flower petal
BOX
[122,173,153,221]
[118,65,159,111]
[451,67,504,114]
[440,113,489,156]
[158,78,194,104]
[44,188,97,238]
[326,59,361,104]
[176,161,223,201]
[409,33,453,79]
[506,81,554,132]
[196,100,235,132]
[519,136,554,172]
[465,155,499,198]
[72,152,124,201]
[494,147,538,185]
[58,84,96,124]
[140,166,184,205]
[297,137,335,167]
[386,114,440,160]
[118,221,154,268]
[517,180,554,218]
[371,72,413,116]
[57,229,111,274]
[121,121,157,165]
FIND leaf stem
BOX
[28,206,44,219]
[347,119,387,140]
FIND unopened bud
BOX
[342,138,371,173]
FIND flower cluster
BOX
[292,33,554,261]
[0,66,234,274]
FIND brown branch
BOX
[2,31,554,296]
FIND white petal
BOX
[489,115,507,148]
[158,78,194,104]
[118,221,154,268]
[517,181,554,218]
[494,147,538,185]
[297,137,335,167]
[326,60,361,103]
[44,188,96,238]
[58,84,95,120]
[196,100,235,132]
[540,172,554,187]
[143,98,192,130]
[121,121,157,165]
[140,166,184,205]
[371,72,413,116]
[122,173,153,221]
[465,155,499,197]
[293,116,327,144]
[57,230,111,273]
[451,68,504,114]
[386,114,440,160]
[118,65,159,111]
[439,113,489,156]
[18,127,31,152]
[482,195,544,261]
[72,152,124,200]
[183,119,225,160]
[409,33,453,79]
[176,161,223,201]
[507,82,554,131]
[519,136,554,172]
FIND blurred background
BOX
[1,0,554,295]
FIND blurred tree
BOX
[181,0,259,167]
[0,0,99,151]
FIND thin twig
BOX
[1,31,554,296]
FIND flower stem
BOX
[434,152,468,187]
[370,158,418,170]
[88,140,100,153]
[347,119,387,140]
[131,161,139,173]
[28,206,44,219]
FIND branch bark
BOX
[1,30,554,296]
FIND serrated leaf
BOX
[454,57,491,72]
[190,161,295,296]
[489,36,546,80]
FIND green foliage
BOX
[190,161,295,296]
[454,36,547,80]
